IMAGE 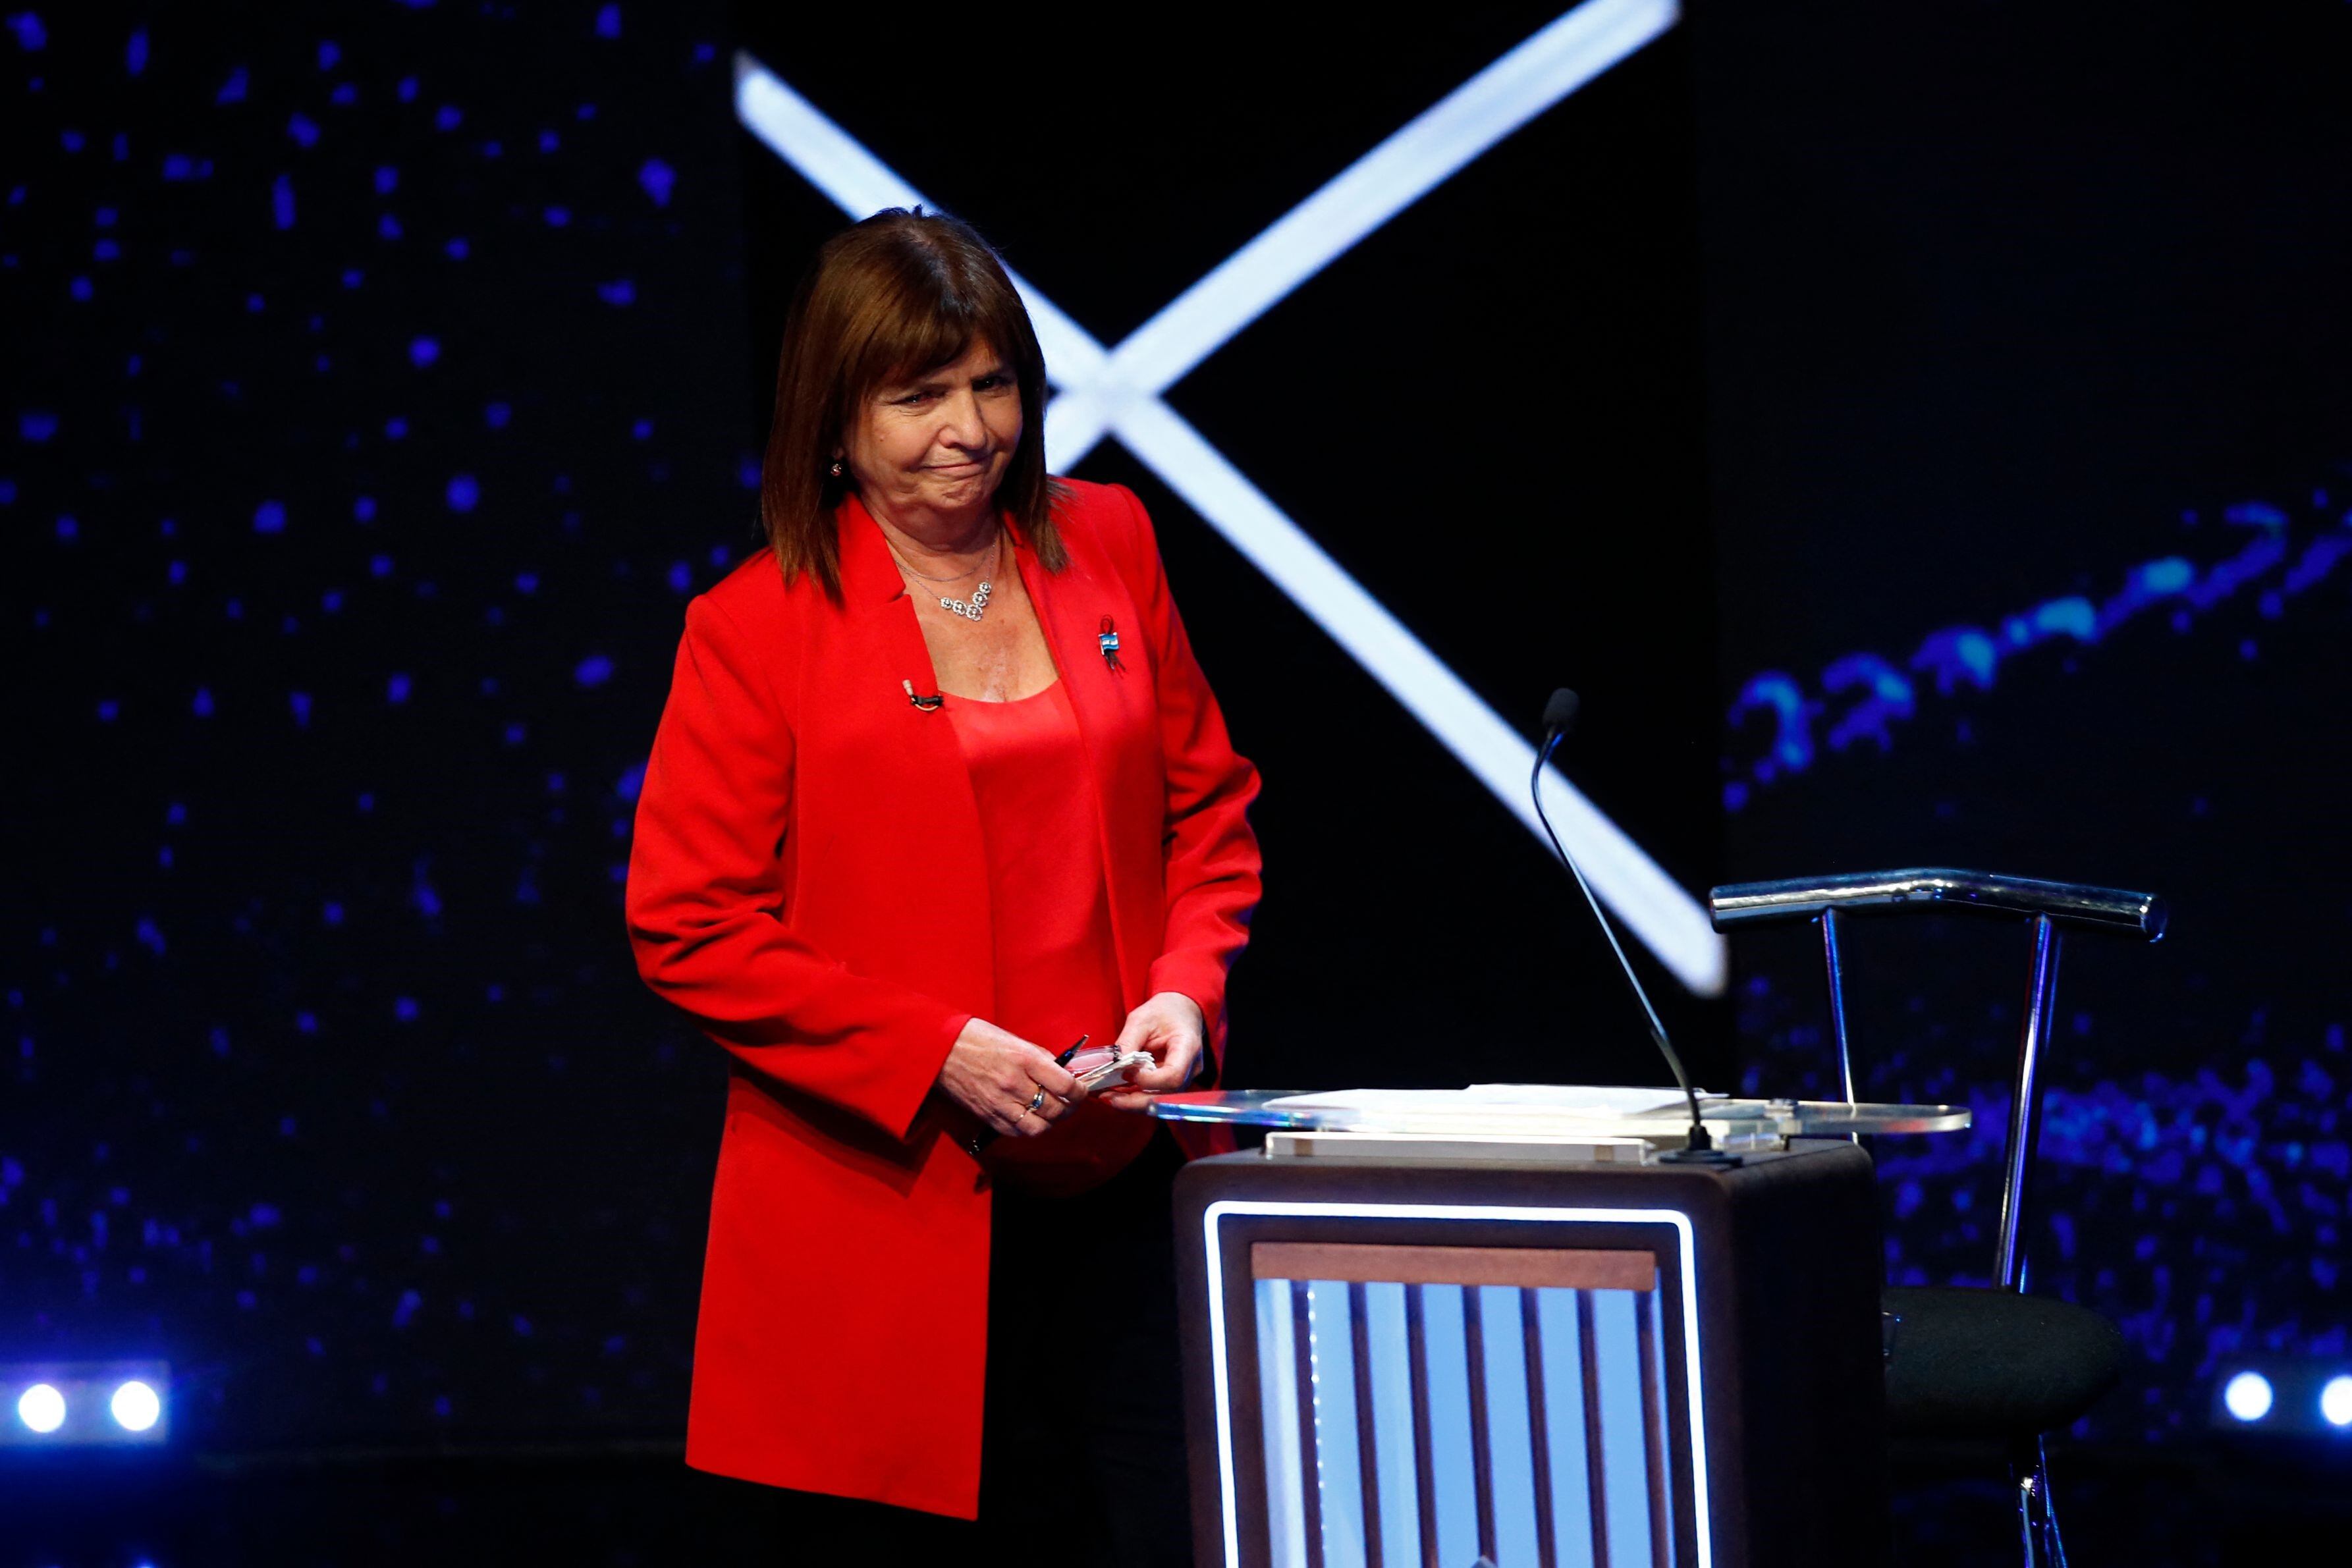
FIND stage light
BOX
[110,1379,161,1432]
[1,1361,171,1447]
[2210,1361,2352,1435]
[16,1383,65,1434]
[2223,1370,2274,1422]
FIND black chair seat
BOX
[1881,1286,2125,1441]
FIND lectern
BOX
[1155,1090,1969,1568]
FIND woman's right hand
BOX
[935,1017,1086,1138]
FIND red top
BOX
[947,680,1154,1195]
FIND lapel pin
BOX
[1098,616,1124,673]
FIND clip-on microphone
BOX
[1532,688,1736,1166]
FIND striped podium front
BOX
[1174,1145,1890,1568]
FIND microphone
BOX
[1531,688,1734,1164]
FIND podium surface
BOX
[1153,1087,1966,1148]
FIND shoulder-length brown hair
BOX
[759,207,1064,598]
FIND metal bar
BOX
[1821,906,1858,1114]
[2013,1434,2067,1567]
[1635,1288,1670,1568]
[1464,1286,1498,1562]
[1292,1281,1326,1568]
[1578,1290,1612,1568]
[1406,1284,1439,1568]
[1521,1287,1560,1568]
[1994,915,2064,1292]
[1708,868,2164,941]
[1349,1282,1385,1568]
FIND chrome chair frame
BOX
[1709,869,2167,1568]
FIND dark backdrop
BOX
[5,0,2343,1465]
[3,0,755,1447]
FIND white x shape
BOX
[734,0,1723,994]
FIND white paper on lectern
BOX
[1463,1083,1705,1111]
[1261,1085,1697,1120]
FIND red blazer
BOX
[624,479,1261,1519]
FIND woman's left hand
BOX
[1093,992,1206,1111]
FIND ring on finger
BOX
[1026,1083,1047,1114]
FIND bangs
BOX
[837,265,1010,410]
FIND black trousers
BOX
[717,1129,1195,1567]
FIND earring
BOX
[829,458,844,478]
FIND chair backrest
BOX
[1706,869,2166,1293]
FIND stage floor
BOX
[0,1440,2338,1565]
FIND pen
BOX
[967,1037,1093,1158]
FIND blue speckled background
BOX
[4,1,750,1446]
[1695,0,2352,1444]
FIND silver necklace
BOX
[889,531,1000,622]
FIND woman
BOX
[624,208,1261,1561]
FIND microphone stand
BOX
[1531,719,1737,1166]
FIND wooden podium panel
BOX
[1174,1143,1887,1568]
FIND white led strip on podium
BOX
[1200,1201,1713,1568]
